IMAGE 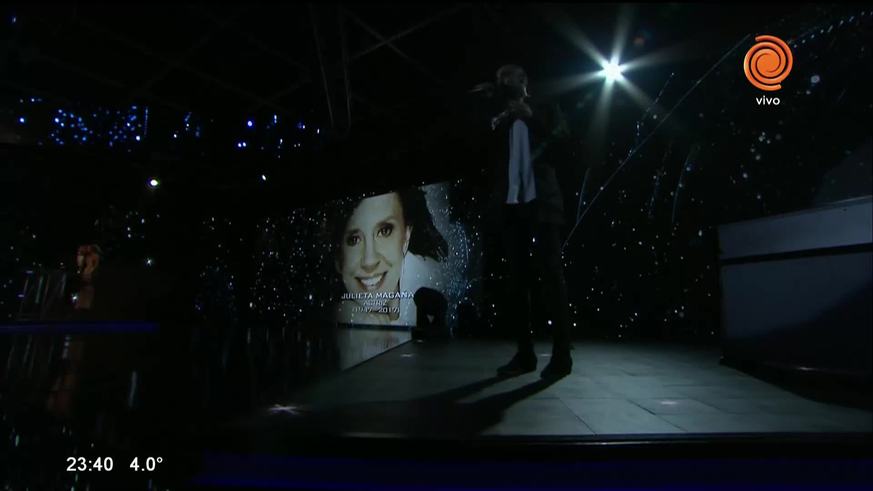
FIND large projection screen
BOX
[252,180,482,369]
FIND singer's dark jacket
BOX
[473,96,572,228]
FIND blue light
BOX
[247,120,254,128]
[261,174,267,182]
[17,117,25,124]
[148,178,160,188]
[11,16,16,24]
[135,135,141,141]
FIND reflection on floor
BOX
[253,339,873,439]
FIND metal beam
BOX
[10,46,188,112]
[342,7,443,85]
[254,5,466,110]
[338,6,352,134]
[189,5,312,80]
[309,4,335,129]
[72,15,293,116]
[128,6,251,101]
[348,5,467,61]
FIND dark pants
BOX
[501,201,571,357]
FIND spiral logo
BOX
[743,35,793,91]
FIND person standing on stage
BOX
[476,64,574,379]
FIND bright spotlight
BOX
[601,61,624,82]
[148,178,160,189]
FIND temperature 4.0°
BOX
[129,457,163,472]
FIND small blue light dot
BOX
[135,135,141,141]
[18,117,25,124]
[247,120,254,128]
[11,16,16,24]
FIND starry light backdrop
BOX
[1,6,870,491]
[0,6,869,344]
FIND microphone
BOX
[469,82,496,96]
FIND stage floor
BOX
[251,339,873,439]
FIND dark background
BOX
[0,4,871,490]
[0,3,870,341]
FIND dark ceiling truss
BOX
[251,4,469,122]
[309,3,336,130]
[3,4,470,130]
[124,5,252,105]
[71,15,294,117]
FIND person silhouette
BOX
[475,64,574,379]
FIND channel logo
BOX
[743,35,793,92]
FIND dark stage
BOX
[2,2,873,490]
[242,338,872,441]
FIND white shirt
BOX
[506,119,537,204]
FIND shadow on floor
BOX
[246,374,563,441]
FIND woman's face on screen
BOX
[337,193,411,296]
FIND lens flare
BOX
[601,61,625,82]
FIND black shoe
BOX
[540,355,572,379]
[497,352,537,377]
